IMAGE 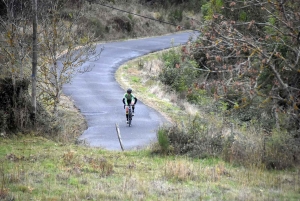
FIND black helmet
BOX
[127,88,132,93]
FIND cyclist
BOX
[122,88,137,124]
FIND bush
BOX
[157,127,170,153]
[168,9,183,23]
[161,48,181,68]
[155,114,300,169]
[157,115,223,158]
[264,130,299,169]
[0,110,7,133]
[159,50,199,93]
[0,78,32,134]
[86,17,105,38]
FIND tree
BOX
[32,0,37,121]
[0,0,33,131]
[36,0,102,115]
[191,0,300,131]
[0,0,32,80]
[0,0,102,132]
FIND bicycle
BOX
[125,104,133,127]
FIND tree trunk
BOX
[31,0,38,122]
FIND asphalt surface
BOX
[63,31,199,151]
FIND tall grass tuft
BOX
[0,165,9,200]
[165,160,195,181]
[157,127,170,154]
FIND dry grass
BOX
[48,95,87,144]
[1,137,299,200]
[165,160,196,181]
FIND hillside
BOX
[0,0,300,200]
[0,0,202,135]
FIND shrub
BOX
[157,127,170,153]
[0,78,33,134]
[159,49,199,93]
[158,115,223,158]
[86,17,105,38]
[168,9,183,23]
[161,48,181,68]
[264,130,299,169]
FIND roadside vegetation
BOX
[1,0,300,200]
[1,135,300,200]
[118,0,300,170]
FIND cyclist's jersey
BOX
[124,93,136,105]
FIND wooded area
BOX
[0,0,100,133]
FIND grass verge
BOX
[1,136,299,200]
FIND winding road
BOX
[63,31,199,151]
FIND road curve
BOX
[63,31,199,151]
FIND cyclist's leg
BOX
[131,101,135,114]
[125,106,129,123]
[125,100,131,122]
[133,98,137,113]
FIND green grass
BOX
[1,136,300,200]
[130,76,141,83]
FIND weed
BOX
[137,59,144,70]
[90,157,113,176]
[157,127,170,154]
[131,76,141,83]
[165,160,195,181]
[0,166,9,200]
[0,187,9,199]
[68,177,79,186]
[62,151,76,166]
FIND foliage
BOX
[159,48,199,95]
[0,0,102,118]
[0,78,32,133]
[85,17,105,38]
[37,0,101,114]
[193,0,300,132]
[159,115,223,158]
[157,127,170,153]
[264,130,299,169]
[152,38,300,168]
[168,8,183,23]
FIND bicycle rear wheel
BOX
[128,112,132,127]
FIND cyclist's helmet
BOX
[127,88,132,94]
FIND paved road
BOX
[63,31,199,151]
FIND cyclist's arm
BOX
[131,94,137,104]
